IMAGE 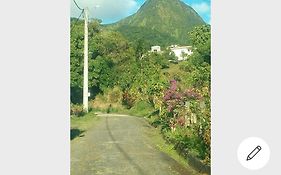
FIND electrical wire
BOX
[71,9,84,32]
[73,0,83,11]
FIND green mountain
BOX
[107,0,205,47]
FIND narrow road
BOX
[71,113,193,175]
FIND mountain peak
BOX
[109,0,205,46]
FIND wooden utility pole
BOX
[83,8,89,112]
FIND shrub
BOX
[107,87,122,103]
[89,87,126,113]
[159,80,210,164]
[129,101,154,117]
[70,104,85,117]
[122,91,136,109]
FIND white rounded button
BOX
[237,137,270,170]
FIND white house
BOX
[169,45,193,61]
[151,46,161,52]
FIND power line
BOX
[73,0,83,11]
[71,0,84,31]
[71,9,84,32]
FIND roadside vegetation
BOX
[71,18,210,169]
[71,111,98,140]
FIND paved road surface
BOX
[71,113,193,175]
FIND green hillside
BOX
[107,0,205,46]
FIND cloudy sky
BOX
[71,0,211,24]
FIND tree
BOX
[188,25,211,64]
[134,39,150,59]
[71,18,139,103]
[91,30,135,64]
[70,19,103,103]
[91,56,114,92]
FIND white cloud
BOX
[191,2,210,14]
[71,0,139,23]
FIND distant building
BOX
[151,46,161,52]
[169,45,193,61]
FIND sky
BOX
[71,0,211,24]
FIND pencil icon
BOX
[247,146,262,161]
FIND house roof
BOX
[168,45,192,49]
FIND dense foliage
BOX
[70,19,133,103]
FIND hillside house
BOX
[169,45,193,61]
[151,46,161,52]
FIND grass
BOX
[91,100,155,118]
[146,114,210,174]
[127,101,155,117]
[71,112,100,140]
[148,126,203,175]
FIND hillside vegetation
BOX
[107,0,205,46]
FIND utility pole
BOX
[83,7,89,112]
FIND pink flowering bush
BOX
[159,79,210,164]
[163,79,202,116]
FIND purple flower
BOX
[183,88,202,100]
[170,80,177,91]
